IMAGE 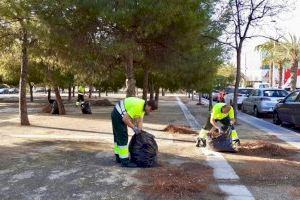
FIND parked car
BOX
[284,87,300,92]
[0,87,9,94]
[241,88,288,117]
[253,82,270,89]
[34,87,46,93]
[224,88,254,109]
[217,87,234,102]
[212,90,219,101]
[8,87,19,94]
[273,90,300,126]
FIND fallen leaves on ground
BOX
[163,124,197,135]
[237,141,295,157]
[136,162,223,199]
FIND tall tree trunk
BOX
[233,46,242,120]
[98,89,101,98]
[54,87,66,115]
[106,90,108,96]
[208,93,213,111]
[29,82,34,102]
[269,62,274,87]
[155,87,159,103]
[142,66,149,100]
[72,86,75,97]
[149,78,154,100]
[47,88,51,101]
[89,86,92,98]
[198,92,202,104]
[125,51,136,97]
[290,58,298,91]
[192,91,194,100]
[68,84,72,102]
[278,63,283,89]
[162,88,165,96]
[19,28,30,126]
[188,90,191,98]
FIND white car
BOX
[224,88,254,109]
[241,88,288,117]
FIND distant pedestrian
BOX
[76,85,85,106]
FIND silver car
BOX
[241,88,288,117]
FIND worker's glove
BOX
[217,127,222,134]
[133,126,142,134]
[230,121,235,126]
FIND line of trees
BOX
[0,0,225,125]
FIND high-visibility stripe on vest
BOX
[118,145,129,159]
[115,100,127,117]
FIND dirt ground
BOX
[0,95,223,200]
[186,97,300,200]
[0,94,300,200]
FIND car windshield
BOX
[263,90,288,97]
[238,89,253,95]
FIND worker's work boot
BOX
[120,158,137,168]
[115,154,121,163]
[195,138,201,147]
[232,139,240,146]
[201,138,207,147]
[196,138,206,147]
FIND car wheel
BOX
[254,106,261,118]
[273,111,282,125]
[241,104,245,112]
[238,104,242,110]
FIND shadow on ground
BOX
[0,140,223,200]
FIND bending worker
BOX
[111,97,158,167]
[196,103,240,147]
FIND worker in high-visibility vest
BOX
[196,103,240,147]
[76,85,85,106]
[111,97,158,167]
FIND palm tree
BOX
[256,41,288,88]
[273,44,288,88]
[256,41,279,87]
[281,34,300,91]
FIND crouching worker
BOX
[196,103,240,147]
[111,97,158,168]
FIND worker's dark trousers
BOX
[77,94,84,102]
[111,107,129,162]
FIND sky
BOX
[234,0,300,81]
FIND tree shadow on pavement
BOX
[0,139,223,200]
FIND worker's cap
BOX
[147,100,158,110]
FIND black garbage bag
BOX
[81,101,92,114]
[50,100,59,114]
[207,126,237,153]
[129,131,158,167]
